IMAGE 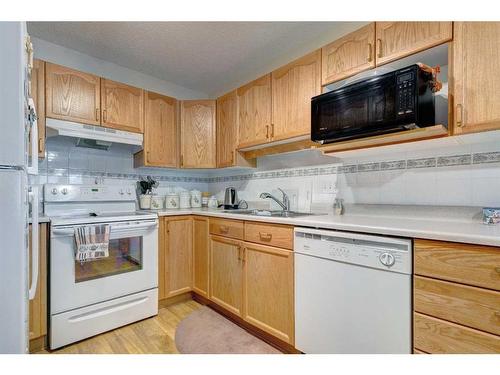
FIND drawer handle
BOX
[259,232,272,240]
[219,225,229,233]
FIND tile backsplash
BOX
[34,135,500,211]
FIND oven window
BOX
[75,236,143,283]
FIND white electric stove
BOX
[44,184,159,349]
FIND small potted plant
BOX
[137,176,159,209]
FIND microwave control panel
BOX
[396,71,415,116]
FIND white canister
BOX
[190,190,202,208]
[139,194,152,209]
[165,193,180,209]
[179,192,191,209]
[208,196,219,209]
[150,195,164,210]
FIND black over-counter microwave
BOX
[311,64,436,144]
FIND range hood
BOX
[46,118,143,150]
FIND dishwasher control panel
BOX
[294,228,412,274]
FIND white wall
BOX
[32,37,208,99]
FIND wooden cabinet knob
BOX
[220,225,229,233]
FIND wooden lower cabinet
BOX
[192,216,209,298]
[414,239,500,353]
[159,217,193,299]
[29,223,47,351]
[414,313,500,354]
[209,235,244,316]
[242,242,294,344]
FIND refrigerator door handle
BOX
[28,186,39,300]
[27,97,38,176]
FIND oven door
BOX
[311,73,404,143]
[50,219,158,314]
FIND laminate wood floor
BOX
[37,299,202,354]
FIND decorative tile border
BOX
[436,154,471,167]
[407,157,437,169]
[472,151,500,164]
[41,150,500,184]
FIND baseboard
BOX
[29,335,47,353]
[192,293,300,354]
[159,291,193,308]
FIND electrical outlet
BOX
[319,177,337,194]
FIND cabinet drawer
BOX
[414,276,500,336]
[414,239,500,291]
[414,312,500,354]
[244,222,293,250]
[209,218,244,240]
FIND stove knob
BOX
[119,189,124,195]
[379,252,395,267]
[126,189,132,195]
[51,188,58,195]
[61,188,68,195]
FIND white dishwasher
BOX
[294,227,412,354]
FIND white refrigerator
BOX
[0,21,39,353]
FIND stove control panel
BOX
[45,184,136,202]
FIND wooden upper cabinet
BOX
[322,23,376,85]
[272,50,321,140]
[101,79,144,133]
[237,74,272,148]
[180,100,216,168]
[31,59,45,158]
[453,22,500,135]
[45,62,101,125]
[136,91,178,168]
[217,90,238,167]
[375,22,453,65]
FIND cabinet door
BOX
[209,235,243,316]
[453,22,500,134]
[375,22,452,66]
[242,242,294,344]
[180,100,216,168]
[322,23,376,85]
[45,63,101,125]
[272,50,321,140]
[101,78,144,133]
[165,217,193,298]
[31,59,45,158]
[193,216,209,298]
[141,91,178,167]
[217,90,238,167]
[29,224,47,341]
[237,74,272,148]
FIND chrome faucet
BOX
[259,188,290,211]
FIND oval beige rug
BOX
[175,306,281,354]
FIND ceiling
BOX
[28,22,367,97]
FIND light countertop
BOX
[153,206,500,247]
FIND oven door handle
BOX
[52,222,158,236]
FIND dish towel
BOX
[74,224,110,262]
